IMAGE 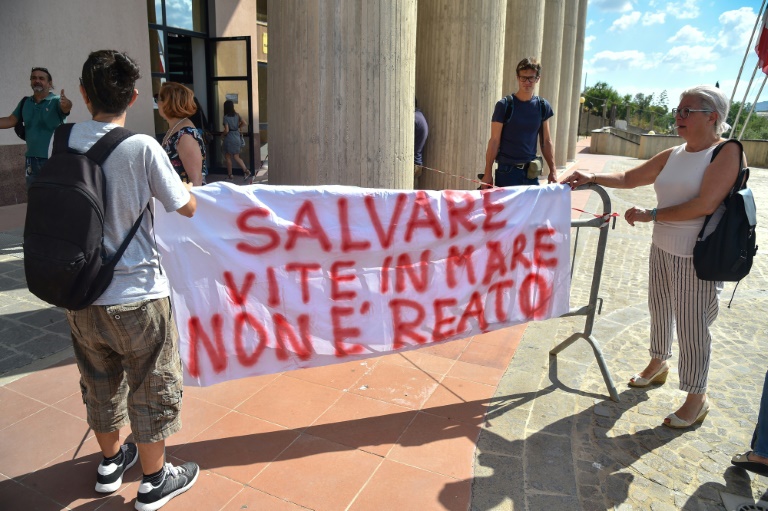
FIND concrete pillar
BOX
[567,0,589,161]
[416,0,506,190]
[501,0,545,96]
[538,0,565,170]
[554,0,578,170]
[268,0,416,188]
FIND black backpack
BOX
[693,139,757,283]
[14,97,28,140]
[24,123,146,310]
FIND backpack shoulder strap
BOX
[103,202,150,266]
[537,96,546,147]
[85,127,135,165]
[18,96,28,121]
[52,123,75,156]
[710,139,748,192]
[503,95,514,123]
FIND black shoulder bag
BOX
[692,139,757,285]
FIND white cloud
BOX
[589,0,634,13]
[667,25,706,44]
[642,12,666,25]
[609,11,642,32]
[716,7,759,52]
[590,50,654,72]
[585,35,597,52]
[642,11,666,25]
[659,45,718,72]
[664,0,700,20]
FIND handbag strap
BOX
[696,139,747,238]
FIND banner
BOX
[155,182,572,386]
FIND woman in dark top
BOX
[157,82,205,186]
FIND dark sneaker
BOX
[135,461,199,511]
[95,442,138,493]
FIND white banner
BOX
[155,182,571,386]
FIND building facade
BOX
[0,0,587,205]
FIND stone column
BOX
[538,0,565,170]
[554,0,578,170]
[268,0,417,188]
[501,0,545,96]
[416,0,506,190]
[567,0,589,161]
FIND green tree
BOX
[729,102,768,139]
[582,82,621,116]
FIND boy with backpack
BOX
[29,50,198,511]
[480,57,557,188]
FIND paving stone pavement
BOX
[0,227,73,383]
[471,157,768,510]
[2,155,767,510]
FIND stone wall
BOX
[590,130,768,168]
[0,144,28,206]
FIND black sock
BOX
[143,467,165,485]
[103,448,124,465]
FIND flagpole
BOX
[730,0,766,106]
[738,74,768,140]
[729,63,760,138]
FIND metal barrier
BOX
[549,184,620,402]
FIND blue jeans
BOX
[25,157,47,189]
[495,164,538,187]
[752,370,768,457]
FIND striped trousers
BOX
[648,244,722,394]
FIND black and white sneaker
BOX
[135,461,199,511]
[95,442,138,493]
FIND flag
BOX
[757,8,768,74]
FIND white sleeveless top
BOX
[652,143,724,257]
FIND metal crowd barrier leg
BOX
[549,183,620,402]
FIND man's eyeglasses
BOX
[517,75,539,83]
[672,107,712,119]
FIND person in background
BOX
[732,371,768,476]
[481,57,556,188]
[222,99,251,182]
[156,82,205,186]
[414,97,429,188]
[415,97,429,167]
[0,67,72,188]
[562,85,741,429]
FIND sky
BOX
[584,0,765,110]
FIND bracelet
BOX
[651,208,657,222]
[591,173,596,183]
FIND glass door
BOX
[207,36,254,175]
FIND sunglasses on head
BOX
[31,67,51,81]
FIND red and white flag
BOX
[757,8,768,74]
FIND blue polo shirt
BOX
[12,93,68,158]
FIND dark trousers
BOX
[495,164,538,187]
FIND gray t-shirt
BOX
[54,120,191,305]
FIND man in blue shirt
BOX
[0,67,72,188]
[480,57,556,187]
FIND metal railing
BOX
[550,183,620,401]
